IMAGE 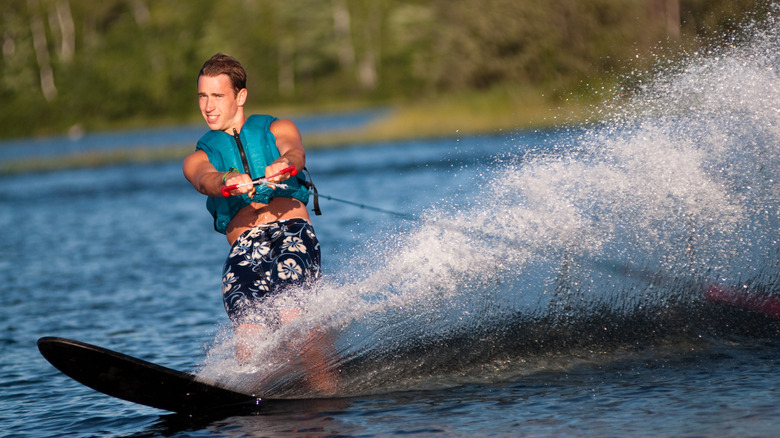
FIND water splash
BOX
[198,15,780,398]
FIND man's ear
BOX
[237,88,248,106]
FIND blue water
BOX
[0,107,389,162]
[3,20,780,438]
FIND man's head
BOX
[197,53,248,133]
[198,53,246,95]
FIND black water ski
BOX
[38,337,262,414]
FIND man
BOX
[183,53,321,364]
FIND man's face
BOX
[197,74,246,133]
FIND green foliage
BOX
[0,0,772,139]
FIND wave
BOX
[197,13,780,398]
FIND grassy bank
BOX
[305,86,599,147]
[1,87,601,175]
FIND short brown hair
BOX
[198,53,247,94]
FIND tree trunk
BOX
[648,0,680,38]
[332,0,355,71]
[28,0,57,101]
[357,3,379,91]
[278,36,295,98]
[55,0,75,61]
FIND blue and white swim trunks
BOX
[221,218,321,324]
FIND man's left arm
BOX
[267,119,305,183]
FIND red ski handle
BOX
[221,166,298,197]
[272,166,298,178]
[221,184,239,197]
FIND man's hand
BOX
[264,160,297,184]
[223,172,255,197]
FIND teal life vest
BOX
[195,114,310,234]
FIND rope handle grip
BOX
[221,166,297,197]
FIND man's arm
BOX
[183,118,304,196]
[183,150,252,197]
[267,119,306,183]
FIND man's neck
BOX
[222,114,247,135]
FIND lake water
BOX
[2,21,780,438]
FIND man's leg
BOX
[235,323,264,364]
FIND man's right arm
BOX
[183,150,252,197]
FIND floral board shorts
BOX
[221,218,321,325]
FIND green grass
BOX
[305,86,598,147]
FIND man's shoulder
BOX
[245,114,279,131]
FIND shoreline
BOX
[0,91,600,175]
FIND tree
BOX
[0,0,772,138]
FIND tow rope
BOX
[307,191,417,220]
